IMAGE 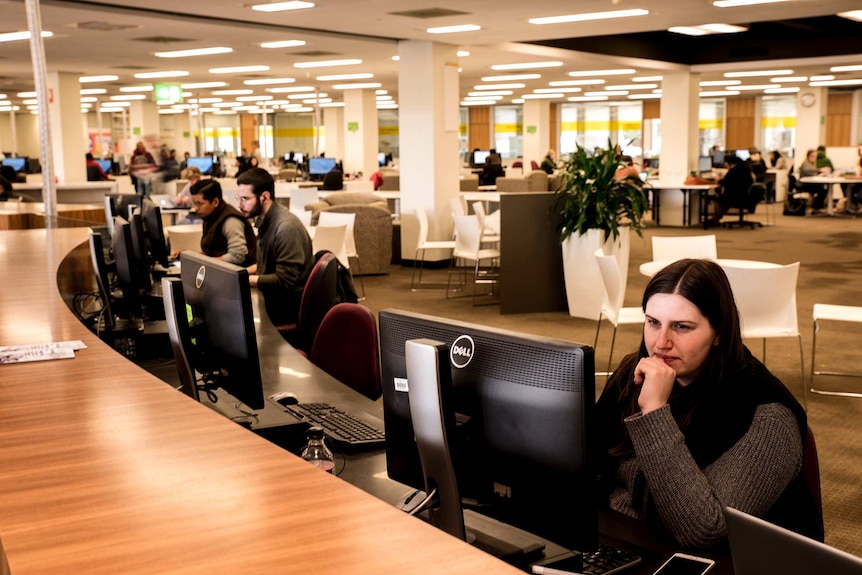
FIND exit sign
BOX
[154,83,183,103]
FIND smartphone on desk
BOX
[531,551,583,575]
[652,553,715,575]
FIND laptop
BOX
[150,194,176,208]
[726,507,862,575]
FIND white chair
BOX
[290,187,320,214]
[449,196,467,219]
[446,214,500,306]
[470,201,501,244]
[594,248,645,374]
[411,206,455,291]
[165,224,203,254]
[651,234,717,261]
[810,304,862,398]
[317,211,364,299]
[722,262,807,409]
[311,224,348,271]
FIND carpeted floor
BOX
[356,207,862,557]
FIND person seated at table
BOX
[0,175,13,202]
[769,150,789,170]
[797,148,830,213]
[174,165,202,208]
[746,147,768,183]
[540,149,557,174]
[480,160,504,186]
[595,259,821,549]
[615,155,641,182]
[85,153,111,181]
[708,154,753,226]
[184,179,257,267]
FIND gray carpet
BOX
[358,206,862,557]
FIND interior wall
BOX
[725,97,756,150]
[0,114,41,158]
[826,93,852,147]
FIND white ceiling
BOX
[2,0,862,110]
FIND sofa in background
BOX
[305,191,392,275]
[494,170,550,193]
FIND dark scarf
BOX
[596,348,823,543]
[200,202,257,267]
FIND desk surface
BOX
[0,228,523,575]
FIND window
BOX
[493,105,522,159]
[760,96,796,159]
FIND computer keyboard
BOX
[285,402,385,449]
[580,544,641,575]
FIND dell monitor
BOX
[142,203,171,268]
[187,156,214,175]
[472,150,490,167]
[379,309,598,552]
[308,157,336,177]
[2,157,26,172]
[179,251,265,410]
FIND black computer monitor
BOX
[142,203,170,268]
[112,218,147,322]
[2,157,26,172]
[472,150,490,167]
[179,251,265,410]
[187,156,214,175]
[308,157,336,176]
[379,309,598,551]
[698,156,713,173]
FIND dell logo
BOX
[195,265,206,289]
[450,335,475,369]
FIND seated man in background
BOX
[186,179,257,267]
[85,153,111,181]
[237,167,314,326]
[709,154,753,226]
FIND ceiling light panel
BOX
[79,75,119,83]
[426,24,481,34]
[209,65,270,74]
[528,9,649,25]
[155,47,232,58]
[491,61,562,71]
[549,79,605,86]
[838,10,862,22]
[481,74,541,82]
[0,31,52,43]
[568,68,635,77]
[294,59,362,68]
[332,83,381,90]
[724,69,792,77]
[267,86,315,93]
[135,71,189,79]
[830,65,862,72]
[260,40,306,48]
[316,73,373,81]
[182,82,227,89]
[473,83,525,90]
[244,78,296,86]
[252,1,315,12]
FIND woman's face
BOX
[808,151,817,162]
[643,293,718,386]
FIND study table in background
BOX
[798,176,862,217]
[647,182,718,228]
[0,227,735,574]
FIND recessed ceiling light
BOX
[101,101,131,107]
[491,61,562,71]
[549,79,605,87]
[244,78,296,86]
[267,86,315,93]
[830,65,862,73]
[605,84,657,90]
[585,90,628,96]
[733,84,774,91]
[699,90,741,96]
[457,50,470,57]
[633,76,662,82]
[724,69,792,77]
[391,56,400,61]
[294,59,362,69]
[332,83,382,90]
[468,91,512,97]
[700,23,747,33]
[771,76,807,83]
[714,0,787,6]
[521,93,564,99]
[376,95,393,100]
[464,95,503,101]
[568,96,608,102]
[181,82,228,89]
[809,79,862,87]
[252,1,314,12]
[155,47,232,58]
[375,90,388,95]
[534,87,581,94]
[838,10,862,22]
[481,74,541,82]
[0,31,52,43]
[260,40,306,49]
[110,94,147,101]
[320,102,346,108]
[568,68,635,77]
[765,87,800,94]
[461,100,497,106]
[80,88,107,95]
[426,24,480,34]
[80,97,98,103]
[209,65,270,74]
[79,75,119,83]
[699,80,741,86]
[134,70,190,79]
[809,75,834,82]
[120,85,154,92]
[213,89,253,95]
[473,83,526,90]
[316,73,373,81]
[668,26,710,36]
[17,91,37,98]
[529,9,648,25]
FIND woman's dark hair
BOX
[607,259,745,456]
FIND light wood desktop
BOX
[0,202,105,230]
[0,228,524,575]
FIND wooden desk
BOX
[647,183,717,227]
[0,202,105,230]
[799,176,862,216]
[0,228,522,575]
[11,181,118,203]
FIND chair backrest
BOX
[311,223,349,268]
[594,248,626,324]
[748,182,767,212]
[449,196,467,218]
[416,206,430,246]
[452,214,482,260]
[290,187,320,213]
[296,252,339,355]
[651,234,718,261]
[291,207,313,229]
[309,303,381,401]
[470,201,487,232]
[722,262,800,339]
[161,277,198,401]
[318,210,357,257]
[530,160,540,171]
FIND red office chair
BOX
[309,303,381,400]
[530,160,540,171]
[277,251,339,356]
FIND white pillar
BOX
[523,99,550,172]
[46,71,87,183]
[658,70,700,183]
[323,106,344,162]
[398,40,460,261]
[343,90,378,177]
[796,87,829,160]
[128,100,160,144]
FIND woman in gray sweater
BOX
[596,259,822,549]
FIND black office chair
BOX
[723,183,765,229]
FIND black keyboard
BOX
[580,544,641,575]
[286,402,385,449]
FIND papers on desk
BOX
[0,340,87,365]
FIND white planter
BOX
[561,227,631,320]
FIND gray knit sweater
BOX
[609,402,802,548]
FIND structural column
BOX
[46,71,86,183]
[658,70,700,182]
[523,99,550,172]
[323,106,344,162]
[397,40,460,261]
[343,90,378,177]
[795,87,828,158]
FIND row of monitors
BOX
[2,157,39,173]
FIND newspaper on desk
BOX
[0,340,87,365]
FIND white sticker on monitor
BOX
[394,377,409,392]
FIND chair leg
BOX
[352,256,366,300]
[594,317,602,350]
[797,334,808,412]
[606,326,618,374]
[411,248,424,291]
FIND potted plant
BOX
[553,138,649,319]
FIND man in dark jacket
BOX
[709,154,753,226]
[236,167,314,326]
[189,179,257,267]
